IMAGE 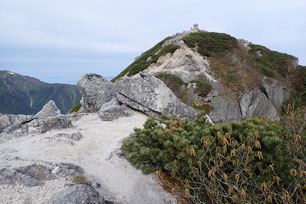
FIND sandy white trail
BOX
[0,112,176,204]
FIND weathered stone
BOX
[0,167,45,187]
[29,115,72,133]
[147,46,215,83]
[0,164,56,187]
[115,72,198,120]
[240,91,265,119]
[254,97,279,120]
[98,99,134,121]
[35,100,61,119]
[209,96,241,124]
[261,79,285,111]
[239,90,279,120]
[0,114,33,133]
[77,74,116,112]
[46,184,102,204]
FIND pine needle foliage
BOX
[121,114,305,203]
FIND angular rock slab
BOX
[77,74,116,112]
[35,100,61,119]
[115,72,198,120]
[98,99,134,121]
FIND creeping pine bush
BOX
[121,114,305,203]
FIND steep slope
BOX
[0,70,81,114]
[112,30,305,123]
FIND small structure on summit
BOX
[193,23,199,32]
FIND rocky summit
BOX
[112,30,304,124]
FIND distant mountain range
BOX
[0,70,81,114]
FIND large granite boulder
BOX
[115,72,198,120]
[98,98,134,121]
[35,100,61,119]
[77,74,116,112]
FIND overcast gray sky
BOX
[0,0,305,84]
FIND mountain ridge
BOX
[0,70,81,114]
[111,29,305,123]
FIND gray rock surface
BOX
[44,132,83,145]
[115,72,198,120]
[0,114,33,133]
[254,97,279,120]
[77,74,116,112]
[209,96,241,124]
[98,99,134,121]
[46,184,102,204]
[261,78,285,111]
[0,162,83,188]
[0,160,107,204]
[28,115,72,133]
[0,101,72,143]
[239,91,279,120]
[35,100,61,119]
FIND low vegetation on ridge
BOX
[121,109,305,203]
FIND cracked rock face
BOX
[115,72,198,121]
[77,74,116,113]
[261,78,286,111]
[239,91,279,120]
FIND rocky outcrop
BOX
[35,100,61,119]
[239,91,279,120]
[77,74,116,112]
[98,98,134,121]
[28,115,72,133]
[0,101,72,143]
[46,184,102,204]
[209,97,241,123]
[0,114,34,133]
[0,161,106,204]
[261,78,286,111]
[146,46,215,83]
[115,72,198,120]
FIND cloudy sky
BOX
[0,0,305,84]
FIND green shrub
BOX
[192,103,213,114]
[282,66,306,111]
[190,80,212,97]
[69,103,82,113]
[121,114,304,203]
[183,32,238,57]
[249,43,293,77]
[71,174,89,185]
[156,73,186,89]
